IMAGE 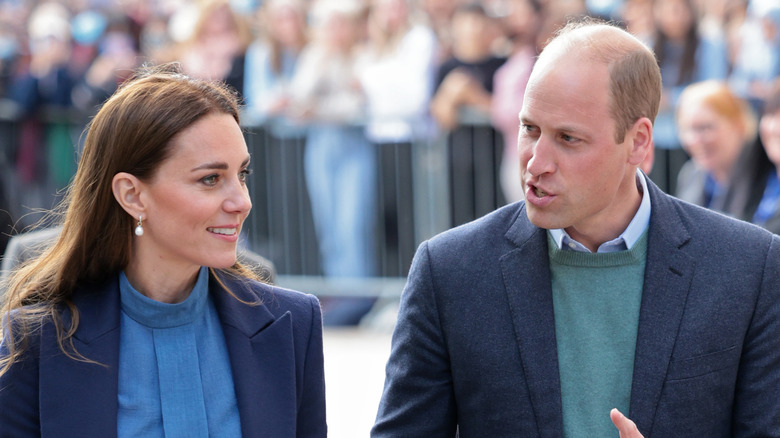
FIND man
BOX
[372,19,780,437]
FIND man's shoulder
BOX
[655,190,776,247]
[427,202,528,252]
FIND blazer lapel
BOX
[629,181,695,434]
[212,275,297,438]
[500,204,563,438]
[40,279,121,438]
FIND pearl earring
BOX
[134,216,144,236]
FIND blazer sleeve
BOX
[732,234,780,436]
[372,242,458,437]
[297,293,327,437]
[0,317,42,436]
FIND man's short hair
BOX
[544,18,662,143]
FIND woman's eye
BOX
[239,168,252,183]
[202,174,218,186]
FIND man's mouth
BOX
[533,187,548,197]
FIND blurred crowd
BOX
[2,0,780,275]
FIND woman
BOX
[648,0,729,194]
[721,81,780,234]
[288,0,377,325]
[0,65,326,437]
[356,0,438,277]
[243,0,309,133]
[490,0,543,204]
[172,0,252,95]
[675,80,756,209]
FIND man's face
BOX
[518,52,640,246]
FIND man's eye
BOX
[521,124,537,134]
[561,134,579,143]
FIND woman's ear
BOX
[112,172,145,219]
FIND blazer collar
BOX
[209,272,277,337]
[209,272,298,437]
[501,202,563,438]
[66,272,281,342]
[628,177,695,434]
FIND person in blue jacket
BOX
[0,64,327,437]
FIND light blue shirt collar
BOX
[549,169,651,253]
[119,266,209,328]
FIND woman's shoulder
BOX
[217,273,320,318]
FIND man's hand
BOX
[610,408,644,438]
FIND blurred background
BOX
[1,0,779,435]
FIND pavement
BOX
[323,326,393,437]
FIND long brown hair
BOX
[652,0,699,86]
[0,64,257,376]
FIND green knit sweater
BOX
[547,230,648,437]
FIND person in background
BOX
[418,0,467,64]
[288,0,377,325]
[0,65,326,437]
[648,0,729,194]
[71,15,139,112]
[356,0,439,276]
[242,0,309,134]
[171,0,251,96]
[490,0,544,203]
[620,0,655,42]
[721,80,780,234]
[10,2,74,115]
[430,2,506,131]
[675,80,756,209]
[729,0,780,113]
[9,2,76,204]
[372,18,780,437]
[430,2,508,227]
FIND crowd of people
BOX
[1,0,780,287]
[3,1,780,435]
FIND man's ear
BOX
[112,172,146,220]
[628,117,653,167]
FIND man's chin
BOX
[525,207,564,230]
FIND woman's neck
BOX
[123,259,200,304]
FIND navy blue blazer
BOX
[0,272,327,437]
[373,177,780,437]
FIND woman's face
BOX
[372,0,408,33]
[654,0,693,40]
[270,5,305,48]
[324,13,360,52]
[678,99,745,180]
[137,112,252,273]
[504,0,538,39]
[761,109,780,167]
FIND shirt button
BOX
[568,242,577,249]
